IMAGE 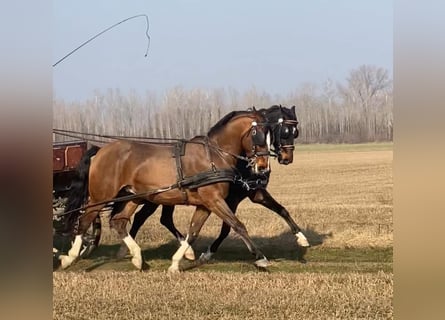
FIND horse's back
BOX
[96,140,172,160]
[88,140,176,198]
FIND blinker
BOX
[251,121,266,146]
[280,124,299,139]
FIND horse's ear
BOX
[291,105,296,113]
[251,106,257,112]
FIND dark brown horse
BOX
[116,105,310,264]
[58,109,272,271]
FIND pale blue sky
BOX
[53,0,393,101]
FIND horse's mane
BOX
[207,110,254,137]
[206,106,296,137]
[262,105,297,121]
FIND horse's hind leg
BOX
[59,203,106,269]
[116,201,159,259]
[110,201,145,270]
[130,201,160,238]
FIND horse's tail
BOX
[63,145,101,231]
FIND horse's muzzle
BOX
[253,163,270,174]
[279,158,291,165]
[278,154,293,165]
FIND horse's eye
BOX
[293,127,299,138]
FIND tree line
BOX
[53,64,393,144]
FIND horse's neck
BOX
[210,121,246,158]
[211,134,243,157]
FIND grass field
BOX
[53,142,393,319]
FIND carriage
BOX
[53,140,101,260]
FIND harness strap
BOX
[204,136,217,172]
[173,140,189,204]
[177,169,236,189]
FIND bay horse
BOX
[58,109,272,271]
[116,105,310,264]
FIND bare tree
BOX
[338,65,392,141]
[53,65,393,144]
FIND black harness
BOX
[171,127,268,204]
[172,139,236,204]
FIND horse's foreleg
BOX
[205,196,270,269]
[168,206,210,272]
[249,189,310,248]
[110,201,145,270]
[201,196,242,261]
[167,234,192,273]
[160,205,195,260]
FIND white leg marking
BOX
[59,255,76,269]
[199,247,213,262]
[123,235,143,270]
[296,231,310,247]
[59,235,83,269]
[168,237,190,273]
[68,235,83,257]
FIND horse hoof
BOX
[167,265,181,273]
[141,260,150,271]
[297,239,310,247]
[184,246,196,261]
[296,232,310,247]
[59,255,75,269]
[131,256,144,270]
[298,257,307,264]
[254,257,271,269]
[199,251,213,262]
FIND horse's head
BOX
[241,109,271,173]
[208,108,271,174]
[262,105,299,165]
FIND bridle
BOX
[277,118,299,150]
[269,118,299,157]
[246,120,271,169]
[205,114,271,173]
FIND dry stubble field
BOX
[53,143,393,319]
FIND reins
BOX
[53,128,184,144]
[57,185,177,217]
[52,128,263,163]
